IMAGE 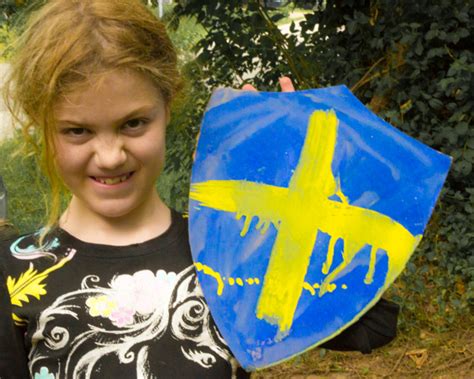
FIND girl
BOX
[0,1,398,378]
[1,1,248,377]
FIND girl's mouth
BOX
[91,172,134,185]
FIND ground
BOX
[252,328,473,378]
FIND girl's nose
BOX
[93,136,127,170]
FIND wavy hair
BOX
[3,0,182,237]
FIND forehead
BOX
[54,70,163,119]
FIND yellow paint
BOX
[197,264,347,298]
[335,177,349,204]
[196,268,261,293]
[319,281,337,295]
[322,236,338,275]
[364,246,377,284]
[302,282,316,296]
[190,109,421,333]
[194,262,224,295]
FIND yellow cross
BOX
[190,110,421,333]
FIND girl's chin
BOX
[65,190,161,223]
[71,198,149,221]
[88,203,147,220]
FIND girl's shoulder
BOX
[1,226,63,254]
[0,228,67,285]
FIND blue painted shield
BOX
[188,85,451,370]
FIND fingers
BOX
[242,77,295,92]
[242,83,258,92]
[279,76,295,92]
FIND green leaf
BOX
[467,138,474,149]
[455,122,468,135]
[454,160,472,176]
[425,29,438,40]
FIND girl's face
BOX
[53,70,168,221]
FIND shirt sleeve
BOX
[0,261,30,378]
[320,298,399,354]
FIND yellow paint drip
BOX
[256,218,271,235]
[322,236,338,275]
[302,282,316,296]
[335,177,349,204]
[197,268,261,294]
[190,109,420,333]
[240,215,253,237]
[364,246,377,284]
[194,262,224,296]
[190,180,287,232]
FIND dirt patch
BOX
[251,328,473,378]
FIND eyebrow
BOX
[56,104,159,127]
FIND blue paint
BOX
[189,85,451,369]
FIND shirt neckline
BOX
[55,209,186,258]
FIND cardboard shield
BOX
[188,85,451,370]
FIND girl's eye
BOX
[123,118,148,130]
[63,127,89,137]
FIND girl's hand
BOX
[242,76,295,92]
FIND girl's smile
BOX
[91,172,134,186]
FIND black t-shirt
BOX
[0,211,399,378]
[0,211,249,378]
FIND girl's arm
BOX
[321,298,399,353]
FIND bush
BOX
[171,0,473,329]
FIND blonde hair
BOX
[3,0,182,236]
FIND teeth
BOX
[96,174,130,185]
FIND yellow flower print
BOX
[7,249,77,326]
[7,250,77,307]
[86,295,117,318]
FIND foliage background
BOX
[0,0,472,344]
[169,0,474,333]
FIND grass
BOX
[0,136,49,233]
[252,327,473,378]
